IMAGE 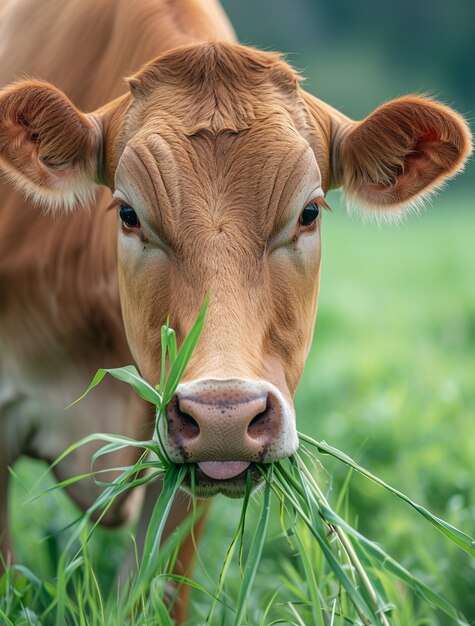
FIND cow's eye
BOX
[119,204,140,228]
[300,201,320,227]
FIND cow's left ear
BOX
[334,96,472,217]
[0,80,102,211]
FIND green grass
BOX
[4,188,475,624]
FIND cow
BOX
[0,0,471,622]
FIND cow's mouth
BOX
[181,461,264,498]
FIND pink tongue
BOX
[197,461,250,480]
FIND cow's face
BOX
[108,48,331,494]
[114,125,322,493]
[0,43,471,497]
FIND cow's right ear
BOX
[0,80,102,211]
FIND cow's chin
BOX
[180,463,263,499]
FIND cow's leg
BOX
[121,479,210,625]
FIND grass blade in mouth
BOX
[277,453,470,626]
[319,502,470,626]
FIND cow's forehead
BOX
[117,123,321,231]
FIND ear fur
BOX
[0,80,102,211]
[338,96,472,221]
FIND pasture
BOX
[6,187,474,624]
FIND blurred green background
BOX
[222,0,475,189]
[8,1,475,624]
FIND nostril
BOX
[247,395,276,440]
[168,395,200,440]
[179,409,200,438]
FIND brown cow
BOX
[0,0,471,622]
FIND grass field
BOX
[7,188,475,624]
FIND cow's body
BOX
[0,0,471,623]
[0,0,233,607]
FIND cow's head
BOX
[0,43,471,496]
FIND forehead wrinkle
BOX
[120,122,316,248]
[179,135,217,217]
[128,144,176,240]
[140,135,182,211]
[115,145,165,221]
[265,141,313,227]
[280,145,320,209]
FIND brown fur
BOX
[0,80,101,209]
[0,1,471,623]
[337,96,472,213]
[127,42,300,132]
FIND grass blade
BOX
[70,365,161,408]
[233,464,273,626]
[207,468,253,623]
[300,433,475,558]
[270,464,382,625]
[320,503,470,626]
[129,465,187,603]
[291,527,326,626]
[162,296,209,405]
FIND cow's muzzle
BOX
[160,378,298,497]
